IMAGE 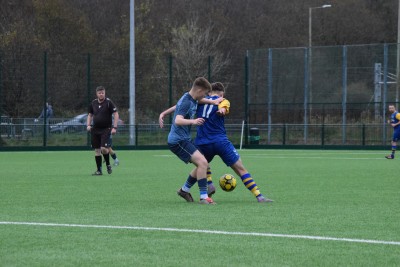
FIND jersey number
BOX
[202,104,214,118]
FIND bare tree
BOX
[170,15,231,90]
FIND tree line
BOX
[0,0,397,121]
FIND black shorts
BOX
[91,128,112,149]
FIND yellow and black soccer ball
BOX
[219,174,237,192]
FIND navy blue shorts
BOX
[197,140,240,166]
[392,130,400,142]
[168,140,198,164]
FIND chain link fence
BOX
[246,43,399,146]
[0,43,399,148]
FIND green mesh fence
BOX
[246,43,399,146]
[0,43,399,148]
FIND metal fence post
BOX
[135,124,138,146]
[342,45,348,144]
[86,53,91,146]
[321,123,325,146]
[0,52,2,118]
[244,52,249,146]
[43,51,48,147]
[168,54,173,125]
[267,48,273,144]
[303,48,309,144]
[283,124,286,145]
[362,124,366,146]
[382,44,388,145]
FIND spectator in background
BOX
[35,102,53,122]
[39,103,53,119]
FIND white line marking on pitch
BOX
[1,221,399,246]
[245,155,384,160]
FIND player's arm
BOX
[175,115,204,126]
[111,111,119,134]
[391,113,400,127]
[199,97,224,105]
[86,113,93,131]
[159,105,176,128]
[112,112,119,128]
[217,99,230,116]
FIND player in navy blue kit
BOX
[87,86,119,175]
[163,77,218,205]
[195,82,273,203]
[160,82,272,203]
[386,104,400,159]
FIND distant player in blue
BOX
[386,104,400,159]
[107,136,120,166]
[195,82,273,203]
[108,114,120,166]
[162,77,217,205]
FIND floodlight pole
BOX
[308,4,332,130]
[308,4,332,49]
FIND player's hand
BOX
[111,128,117,135]
[86,126,91,132]
[211,97,224,105]
[193,118,205,125]
[217,108,226,116]
[159,113,165,128]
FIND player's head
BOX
[389,104,396,113]
[191,77,211,100]
[96,86,106,100]
[211,82,225,97]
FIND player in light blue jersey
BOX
[386,104,400,159]
[160,82,273,203]
[162,77,217,205]
[195,82,273,203]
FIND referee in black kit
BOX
[86,86,119,175]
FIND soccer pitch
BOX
[1,149,399,266]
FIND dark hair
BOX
[193,77,211,91]
[96,86,105,92]
[211,82,225,92]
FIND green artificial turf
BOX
[0,150,399,266]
